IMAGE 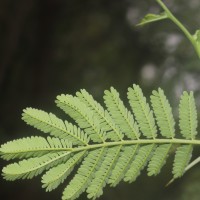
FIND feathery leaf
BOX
[173,145,193,178]
[0,136,72,161]
[128,84,157,138]
[3,152,70,181]
[108,145,139,186]
[42,151,86,192]
[104,87,140,139]
[148,144,172,176]
[56,95,105,143]
[76,89,124,141]
[124,144,155,183]
[1,84,200,200]
[22,108,89,145]
[151,88,175,138]
[179,91,198,139]
[62,148,106,200]
[87,146,122,199]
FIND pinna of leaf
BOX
[1,84,200,200]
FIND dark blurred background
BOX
[1,0,200,199]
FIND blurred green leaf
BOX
[137,12,168,26]
[193,30,200,58]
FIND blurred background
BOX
[1,0,200,199]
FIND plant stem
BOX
[73,138,200,152]
[3,138,200,155]
[185,156,200,172]
[156,0,199,58]
[166,156,200,186]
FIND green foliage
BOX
[173,145,193,178]
[1,84,200,200]
[1,136,72,161]
[128,84,157,138]
[179,92,197,139]
[42,151,86,192]
[124,144,155,183]
[1,0,200,199]
[22,108,89,145]
[3,152,71,181]
[137,12,168,26]
[150,89,175,138]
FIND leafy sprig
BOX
[138,0,200,59]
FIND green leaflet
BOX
[3,152,70,180]
[124,144,155,183]
[148,144,172,176]
[56,95,106,143]
[62,148,106,200]
[0,136,72,161]
[22,108,89,145]
[151,88,175,138]
[128,84,157,139]
[1,84,200,200]
[104,87,140,139]
[108,145,139,186]
[76,89,124,141]
[173,145,193,178]
[137,12,168,26]
[87,146,122,199]
[179,91,198,139]
[42,151,86,192]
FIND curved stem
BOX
[156,0,199,58]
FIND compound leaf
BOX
[1,85,199,200]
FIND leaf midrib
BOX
[4,152,70,176]
[3,138,200,156]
